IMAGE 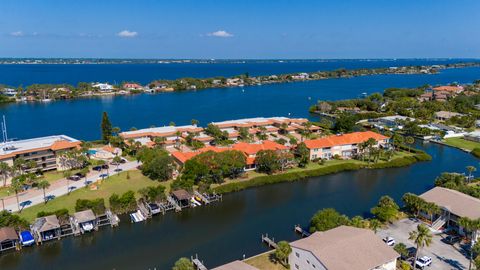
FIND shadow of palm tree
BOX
[432,252,467,270]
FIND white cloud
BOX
[10,31,24,37]
[207,30,233,38]
[117,30,138,38]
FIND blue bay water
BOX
[1,64,479,141]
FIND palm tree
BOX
[10,177,24,211]
[0,162,11,187]
[37,180,50,203]
[369,219,381,234]
[409,224,433,268]
[190,119,199,126]
[405,136,415,152]
[466,166,476,183]
[459,217,480,270]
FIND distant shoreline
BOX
[3,61,480,103]
[0,58,479,65]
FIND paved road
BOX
[1,161,140,213]
[378,218,469,270]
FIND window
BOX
[295,264,299,270]
[306,260,310,264]
[312,265,316,268]
[295,252,300,258]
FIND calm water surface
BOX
[0,142,477,270]
[2,66,480,140]
[0,59,475,86]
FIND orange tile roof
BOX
[304,131,389,149]
[232,140,288,155]
[171,146,231,164]
[432,86,463,92]
[51,140,82,151]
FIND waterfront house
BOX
[368,115,414,131]
[171,140,288,171]
[0,227,19,252]
[212,260,259,270]
[289,226,398,270]
[92,83,114,92]
[419,187,480,236]
[1,88,18,97]
[73,209,98,233]
[31,215,61,243]
[232,140,289,170]
[303,131,389,160]
[123,83,143,90]
[434,111,464,121]
[0,135,82,185]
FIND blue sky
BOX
[1,0,479,59]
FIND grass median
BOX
[18,170,159,222]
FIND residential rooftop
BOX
[420,187,480,219]
[290,226,398,270]
[0,135,80,159]
[211,116,308,128]
[119,125,202,139]
[304,131,388,149]
[212,260,259,270]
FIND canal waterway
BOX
[1,65,480,141]
[0,141,478,270]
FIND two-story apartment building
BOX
[289,226,398,270]
[303,131,389,160]
[420,187,480,236]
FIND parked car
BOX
[383,236,395,246]
[443,235,461,245]
[68,175,81,181]
[75,172,86,178]
[415,256,432,269]
[102,164,109,169]
[114,168,123,172]
[99,173,109,178]
[92,166,102,171]
[403,247,417,260]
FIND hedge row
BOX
[213,150,432,194]
[213,163,364,194]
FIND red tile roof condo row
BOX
[432,85,464,93]
[304,131,390,160]
[211,116,308,128]
[120,125,203,139]
[171,140,288,168]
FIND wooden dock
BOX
[167,195,182,212]
[97,210,119,227]
[191,254,208,270]
[294,224,310,238]
[261,234,278,249]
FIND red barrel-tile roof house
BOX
[303,131,390,160]
[171,140,288,171]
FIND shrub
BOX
[75,198,106,215]
[472,148,480,158]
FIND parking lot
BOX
[378,218,469,270]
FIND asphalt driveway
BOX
[378,218,470,270]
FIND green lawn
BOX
[244,252,288,270]
[18,170,159,222]
[443,137,480,151]
[0,170,75,199]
